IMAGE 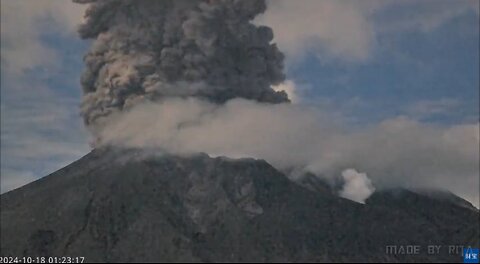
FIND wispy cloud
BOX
[1,82,90,193]
[376,0,479,33]
[404,98,462,121]
[257,0,478,63]
[257,0,379,63]
[0,0,85,76]
[1,0,89,193]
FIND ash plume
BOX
[74,0,288,130]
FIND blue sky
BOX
[281,1,479,124]
[1,0,479,203]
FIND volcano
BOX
[1,147,478,262]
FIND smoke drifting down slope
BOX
[100,99,479,206]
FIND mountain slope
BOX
[1,147,478,262]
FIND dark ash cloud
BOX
[74,0,288,130]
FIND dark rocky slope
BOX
[1,147,478,262]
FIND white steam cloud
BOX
[339,169,375,204]
[98,98,479,207]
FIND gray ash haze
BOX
[99,99,479,205]
[72,0,479,206]
[74,0,288,130]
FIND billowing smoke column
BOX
[74,0,288,130]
